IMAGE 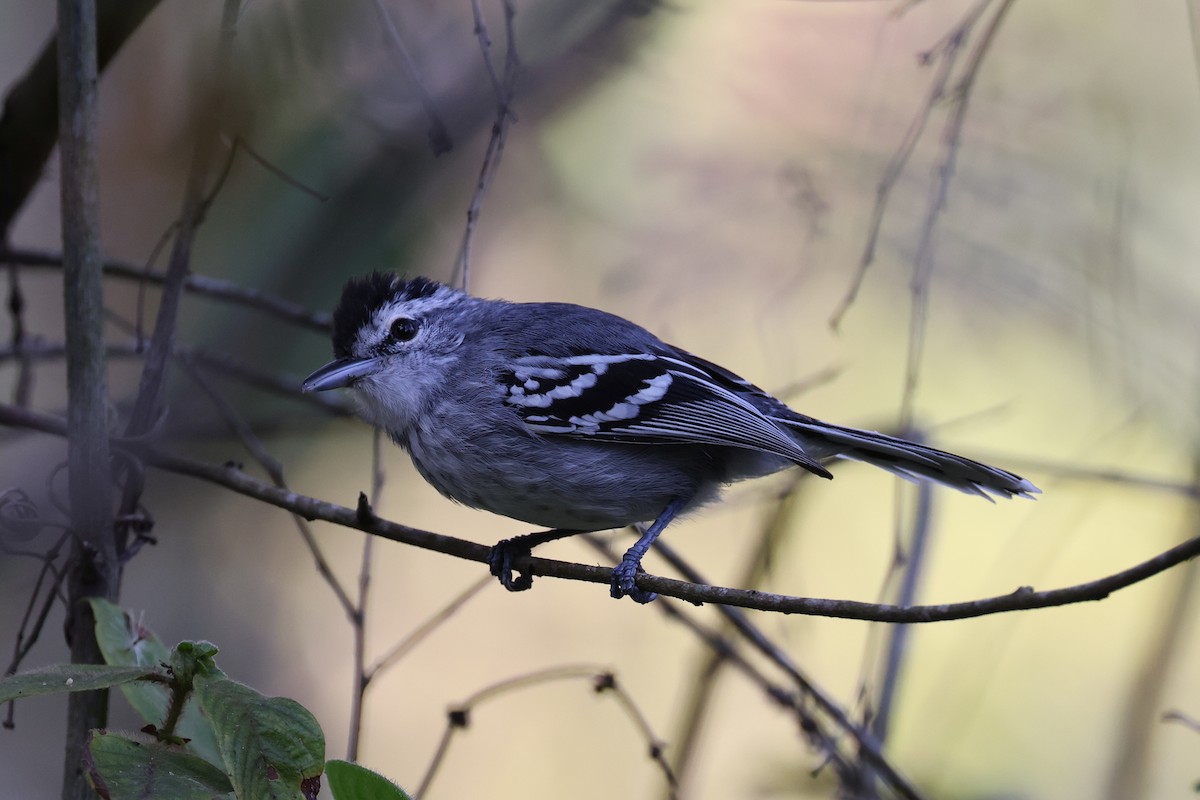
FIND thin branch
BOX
[416,665,676,799]
[176,356,356,618]
[828,0,1001,331]
[365,574,491,682]
[3,402,1199,623]
[0,340,352,417]
[828,21,961,330]
[1102,462,1200,800]
[452,0,520,291]
[583,532,877,800]
[223,135,329,202]
[1000,456,1199,499]
[650,539,924,800]
[3,534,71,730]
[347,428,386,760]
[899,0,1017,428]
[4,266,34,407]
[369,0,452,155]
[1,249,331,334]
[1186,0,1200,102]
[661,477,807,796]
[866,481,933,788]
[4,530,71,672]
[1163,710,1200,734]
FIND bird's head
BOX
[303,272,470,433]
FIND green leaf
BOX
[171,640,224,684]
[88,599,223,766]
[194,674,325,800]
[326,760,413,800]
[0,664,161,704]
[84,729,234,800]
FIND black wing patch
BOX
[500,353,831,477]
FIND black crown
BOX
[331,273,441,357]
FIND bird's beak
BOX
[302,356,383,392]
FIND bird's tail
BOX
[777,416,1040,500]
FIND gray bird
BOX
[304,273,1038,602]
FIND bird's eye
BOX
[389,317,420,342]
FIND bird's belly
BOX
[404,433,711,531]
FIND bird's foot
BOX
[489,528,584,593]
[610,558,658,604]
[489,537,534,592]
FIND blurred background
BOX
[2,0,1199,797]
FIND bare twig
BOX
[222,134,329,202]
[661,477,806,796]
[176,356,356,617]
[112,0,243,584]
[584,530,879,800]
[346,428,385,760]
[3,402,1199,623]
[122,0,240,437]
[416,665,676,799]
[369,0,452,155]
[365,574,491,682]
[828,0,1003,331]
[4,529,71,673]
[898,0,1017,428]
[1163,710,1200,734]
[999,456,1199,498]
[452,0,520,290]
[1102,463,1200,800]
[2,248,332,332]
[650,539,924,800]
[0,340,352,417]
[1187,0,1200,102]
[3,533,72,731]
[4,266,33,407]
[864,480,933,791]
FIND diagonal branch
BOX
[3,402,1197,624]
[369,0,452,155]
[452,0,520,291]
[113,0,242,564]
[0,0,163,242]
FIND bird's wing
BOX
[499,350,831,478]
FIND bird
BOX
[303,272,1039,603]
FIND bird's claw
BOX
[610,559,658,604]
[489,538,534,592]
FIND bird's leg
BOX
[610,497,687,603]
[490,528,587,592]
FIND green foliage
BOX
[194,674,325,800]
[4,604,333,800]
[84,730,234,800]
[0,663,161,703]
[89,598,224,764]
[326,760,414,800]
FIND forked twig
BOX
[416,665,677,799]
